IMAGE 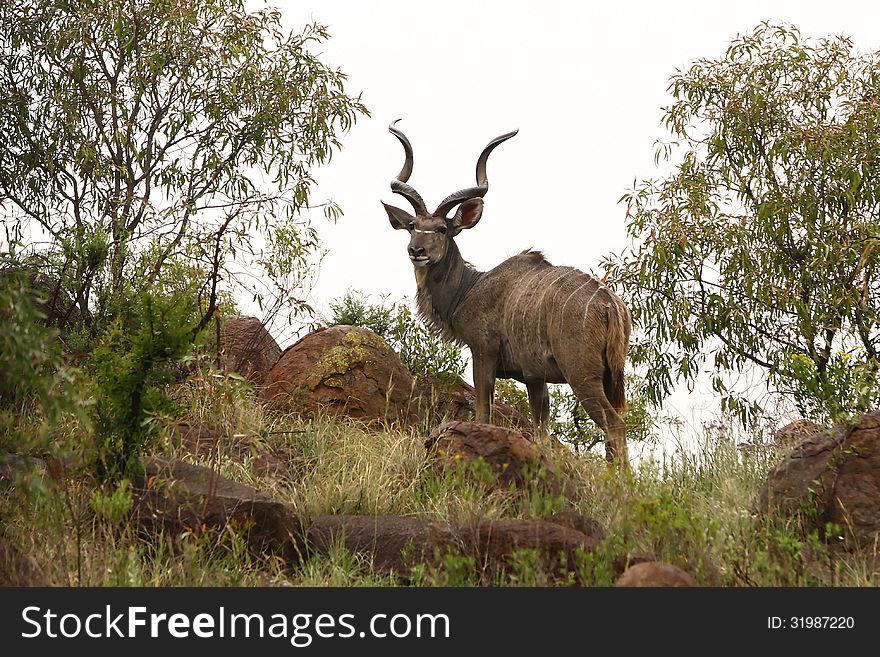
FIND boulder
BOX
[305,514,599,579]
[758,411,880,548]
[772,419,823,449]
[132,456,302,560]
[416,376,531,430]
[615,561,697,587]
[262,325,416,425]
[306,515,451,573]
[220,315,281,387]
[425,420,561,492]
[547,509,606,541]
[456,518,601,578]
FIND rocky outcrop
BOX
[132,456,301,560]
[456,518,601,578]
[425,420,561,492]
[758,411,880,548]
[220,315,281,387]
[305,514,600,579]
[306,515,450,573]
[615,561,697,587]
[262,326,416,425]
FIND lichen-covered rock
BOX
[425,420,561,492]
[262,325,416,425]
[615,561,697,587]
[758,411,880,549]
[220,315,281,387]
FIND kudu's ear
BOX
[451,198,484,235]
[383,202,415,230]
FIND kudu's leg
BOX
[569,377,629,467]
[525,380,551,438]
[472,356,497,424]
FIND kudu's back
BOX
[468,250,630,413]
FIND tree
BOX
[0,0,367,335]
[605,22,880,423]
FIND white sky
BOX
[260,1,880,447]
[268,0,880,331]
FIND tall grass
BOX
[2,373,877,586]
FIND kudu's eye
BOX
[408,222,415,231]
[437,225,447,235]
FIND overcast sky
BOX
[268,0,880,321]
[258,1,880,442]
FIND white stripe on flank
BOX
[557,277,595,333]
[581,283,604,334]
[520,267,561,339]
[506,266,546,331]
[535,269,575,340]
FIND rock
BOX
[416,376,531,430]
[262,325,416,425]
[772,419,823,448]
[454,518,600,578]
[425,420,561,492]
[132,456,302,560]
[547,509,606,541]
[615,561,698,587]
[758,410,880,548]
[305,515,598,579]
[221,316,281,387]
[306,515,452,574]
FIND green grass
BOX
[2,371,878,587]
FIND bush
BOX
[0,265,88,495]
[88,287,196,480]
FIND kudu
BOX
[382,121,631,463]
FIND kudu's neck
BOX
[415,240,482,342]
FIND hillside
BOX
[2,320,877,587]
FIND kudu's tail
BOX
[603,298,630,412]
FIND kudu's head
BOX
[383,120,517,268]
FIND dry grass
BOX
[2,373,879,587]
